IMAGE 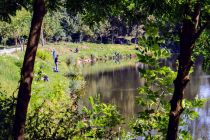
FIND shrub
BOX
[36,50,51,61]
[14,59,23,68]
[0,88,16,139]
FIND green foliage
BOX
[26,95,123,139]
[0,55,21,92]
[131,23,207,139]
[36,49,51,61]
[43,12,64,39]
[0,9,31,40]
[68,69,86,94]
[194,31,210,72]
[26,80,75,139]
[0,0,28,22]
[14,59,23,68]
[132,55,206,139]
[79,96,123,139]
[0,87,122,139]
[66,0,122,26]
[131,23,173,139]
[137,22,170,66]
[131,66,175,139]
[0,88,15,139]
[26,102,81,139]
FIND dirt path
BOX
[0,47,21,55]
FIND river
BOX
[80,59,210,139]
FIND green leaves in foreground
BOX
[0,88,122,139]
[131,63,207,139]
[131,21,207,139]
[131,66,175,139]
[81,96,123,139]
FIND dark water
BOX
[81,60,210,139]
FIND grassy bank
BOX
[0,42,135,139]
[0,51,70,96]
[0,42,137,107]
[80,59,138,75]
[43,42,137,63]
[0,42,137,94]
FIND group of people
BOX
[52,49,59,72]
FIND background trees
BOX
[0,9,31,46]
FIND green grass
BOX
[0,42,137,96]
[0,56,21,92]
[43,42,137,62]
[0,50,69,95]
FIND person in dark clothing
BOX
[54,54,59,72]
[43,75,49,82]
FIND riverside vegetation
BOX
[130,23,207,139]
[0,36,207,139]
[0,43,134,139]
[3,1,210,139]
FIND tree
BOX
[42,12,64,43]
[84,0,210,138]
[164,1,210,139]
[0,9,31,47]
[13,0,47,139]
[130,0,210,139]
[1,0,121,139]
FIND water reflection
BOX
[81,60,210,139]
[188,64,210,139]
[82,62,144,117]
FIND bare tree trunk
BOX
[166,2,202,140]
[40,26,45,46]
[13,0,47,139]
[15,37,18,47]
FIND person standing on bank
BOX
[52,49,57,71]
[52,48,56,62]
[54,54,59,72]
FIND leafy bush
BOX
[0,79,121,139]
[66,54,77,66]
[26,95,123,139]
[80,96,123,139]
[33,61,50,81]
[0,88,16,139]
[36,50,51,61]
[67,67,86,94]
[14,59,23,68]
[131,22,207,139]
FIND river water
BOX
[81,60,210,139]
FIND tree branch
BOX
[193,1,201,29]
[192,21,209,44]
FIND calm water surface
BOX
[81,60,210,139]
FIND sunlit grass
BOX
[44,42,137,61]
[0,42,137,96]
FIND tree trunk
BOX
[166,20,194,140]
[40,26,45,46]
[15,37,18,47]
[166,2,201,140]
[13,0,47,139]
